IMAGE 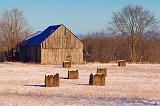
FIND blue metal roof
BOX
[20,25,61,46]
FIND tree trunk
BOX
[129,36,136,63]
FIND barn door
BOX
[35,48,38,63]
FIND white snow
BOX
[0,62,160,106]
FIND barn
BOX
[19,24,83,64]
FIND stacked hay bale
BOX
[89,73,105,86]
[45,73,59,87]
[63,61,71,68]
[68,69,79,79]
[117,60,126,67]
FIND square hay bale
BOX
[63,61,71,68]
[45,73,59,87]
[89,73,105,86]
[117,60,126,67]
[97,67,107,76]
[68,69,79,79]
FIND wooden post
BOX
[45,73,59,87]
[63,61,71,68]
[68,69,79,79]
[97,67,107,76]
[89,73,105,86]
[117,60,126,67]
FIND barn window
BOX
[64,28,66,35]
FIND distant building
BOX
[19,24,83,64]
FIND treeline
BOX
[82,32,160,63]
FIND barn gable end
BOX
[41,24,83,64]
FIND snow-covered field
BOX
[0,62,160,106]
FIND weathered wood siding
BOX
[41,25,83,64]
[19,45,41,63]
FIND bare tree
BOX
[108,4,159,62]
[0,8,32,59]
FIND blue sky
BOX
[0,0,160,34]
